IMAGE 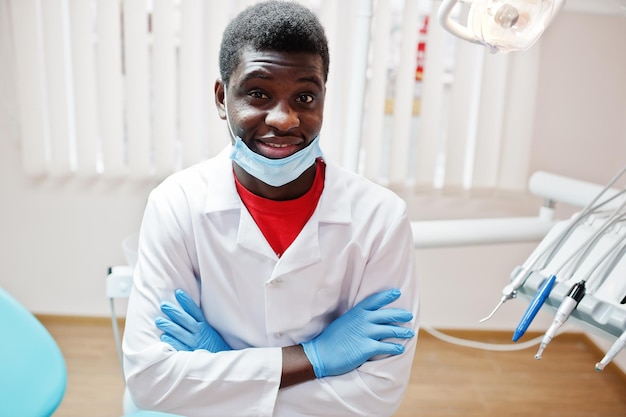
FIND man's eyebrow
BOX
[240,71,271,84]
[298,75,324,90]
[240,71,324,90]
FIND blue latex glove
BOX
[155,289,231,352]
[301,288,414,378]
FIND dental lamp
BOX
[438,0,566,53]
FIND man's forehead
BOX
[233,49,325,84]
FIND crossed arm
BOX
[156,287,415,388]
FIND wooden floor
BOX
[40,316,626,417]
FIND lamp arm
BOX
[437,0,480,44]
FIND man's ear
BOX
[215,79,226,120]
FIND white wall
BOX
[0,130,158,316]
[530,11,626,184]
[0,7,625,354]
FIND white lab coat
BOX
[123,146,419,417]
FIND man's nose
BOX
[265,101,300,131]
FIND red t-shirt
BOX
[234,159,326,257]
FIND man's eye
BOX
[297,94,314,104]
[249,91,268,99]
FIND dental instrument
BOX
[479,220,575,323]
[509,218,622,344]
[513,211,626,344]
[595,329,626,371]
[534,280,586,360]
[531,209,626,358]
[512,274,556,342]
[518,205,626,364]
[479,250,546,323]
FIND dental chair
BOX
[0,287,66,417]
[107,234,183,417]
[0,285,179,417]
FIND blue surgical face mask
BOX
[224,93,323,187]
[230,135,322,187]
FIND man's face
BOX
[216,48,326,160]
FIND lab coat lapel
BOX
[203,146,277,260]
[237,206,277,259]
[272,160,352,277]
[273,213,321,276]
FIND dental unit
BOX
[480,167,626,324]
[509,170,626,368]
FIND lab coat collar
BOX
[203,146,242,213]
[203,147,352,268]
[203,146,351,225]
[315,159,352,225]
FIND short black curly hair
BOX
[218,1,330,87]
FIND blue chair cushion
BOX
[0,288,67,417]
